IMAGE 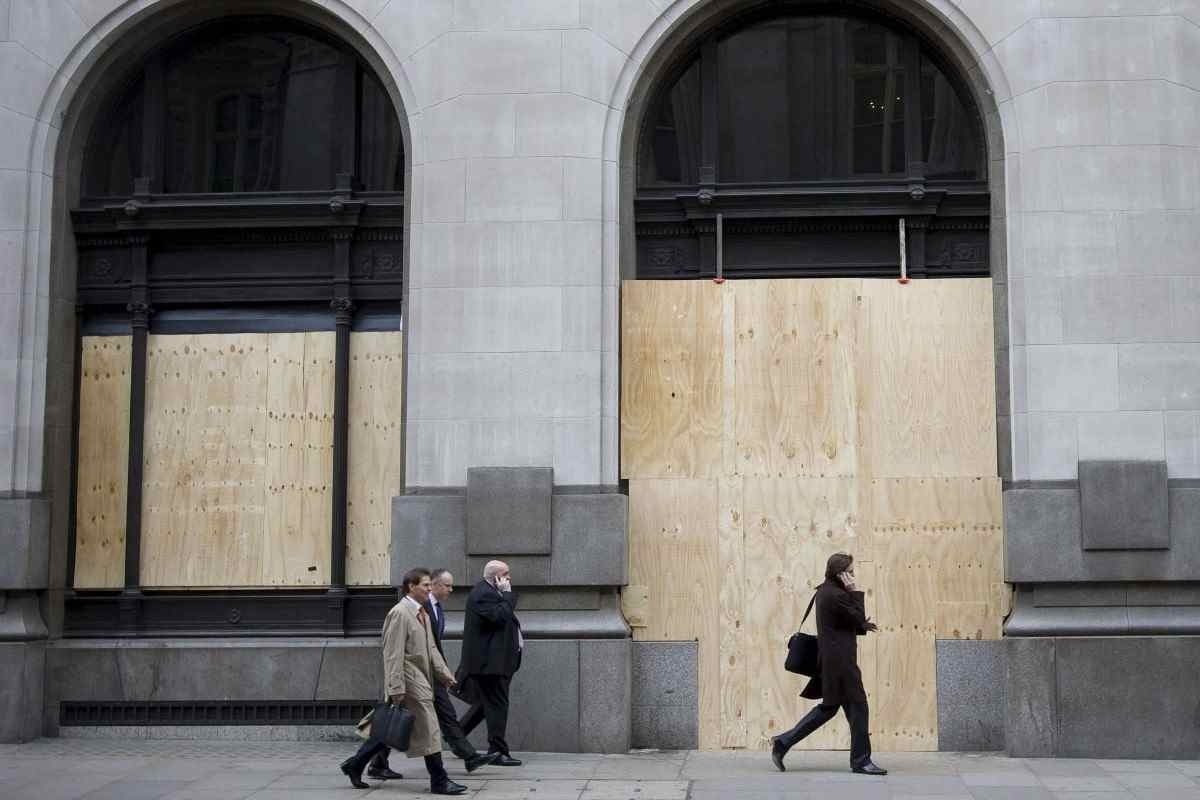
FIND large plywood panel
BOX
[141,333,333,588]
[620,278,1004,753]
[732,279,859,478]
[740,477,873,751]
[866,477,1004,640]
[299,333,335,584]
[347,331,404,586]
[627,479,722,748]
[260,333,333,586]
[857,279,996,478]
[74,336,131,589]
[621,281,723,479]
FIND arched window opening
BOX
[636,9,989,280]
[67,15,408,635]
[83,19,404,197]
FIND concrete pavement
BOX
[2,739,1199,799]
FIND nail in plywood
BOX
[732,279,859,478]
[74,336,131,589]
[856,279,996,478]
[347,331,404,586]
[621,281,723,479]
[627,478,722,748]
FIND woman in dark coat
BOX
[770,553,887,775]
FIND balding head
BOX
[483,560,509,581]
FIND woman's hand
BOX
[838,571,857,592]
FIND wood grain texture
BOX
[856,279,996,478]
[347,331,404,586]
[74,336,131,589]
[717,476,747,748]
[621,281,723,479]
[732,279,859,478]
[627,478,722,748]
[140,333,333,588]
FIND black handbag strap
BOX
[799,591,818,629]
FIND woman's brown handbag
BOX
[370,702,415,751]
[785,592,820,676]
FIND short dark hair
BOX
[825,552,854,583]
[431,568,452,583]
[402,567,431,594]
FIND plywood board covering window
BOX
[140,332,334,588]
[347,331,404,586]
[74,336,132,589]
[621,278,1002,752]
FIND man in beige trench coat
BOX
[339,567,468,795]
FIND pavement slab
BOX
[0,740,1197,800]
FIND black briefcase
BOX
[370,702,415,751]
[784,593,820,676]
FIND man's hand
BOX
[497,577,512,593]
[388,694,404,705]
[864,618,879,633]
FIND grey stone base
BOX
[631,642,697,749]
[0,641,45,742]
[45,637,632,753]
[936,640,1005,752]
[1006,636,1200,759]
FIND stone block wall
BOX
[1006,636,1200,759]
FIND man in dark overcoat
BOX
[457,560,523,766]
[424,568,497,772]
[770,552,887,775]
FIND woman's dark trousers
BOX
[775,702,872,768]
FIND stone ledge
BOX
[1005,487,1200,582]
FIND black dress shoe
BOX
[367,765,404,780]
[339,759,370,789]
[770,737,787,772]
[852,760,887,775]
[488,753,522,766]
[465,751,499,772]
[432,779,469,795]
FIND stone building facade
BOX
[2,0,1200,758]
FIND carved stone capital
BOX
[330,296,356,325]
[126,301,155,329]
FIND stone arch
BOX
[25,0,421,611]
[600,0,1018,484]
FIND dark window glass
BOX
[84,19,405,196]
[359,68,404,191]
[641,13,980,186]
[641,60,701,184]
[84,82,143,197]
[921,56,979,179]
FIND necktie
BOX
[417,607,427,627]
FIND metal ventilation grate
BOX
[60,700,374,726]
